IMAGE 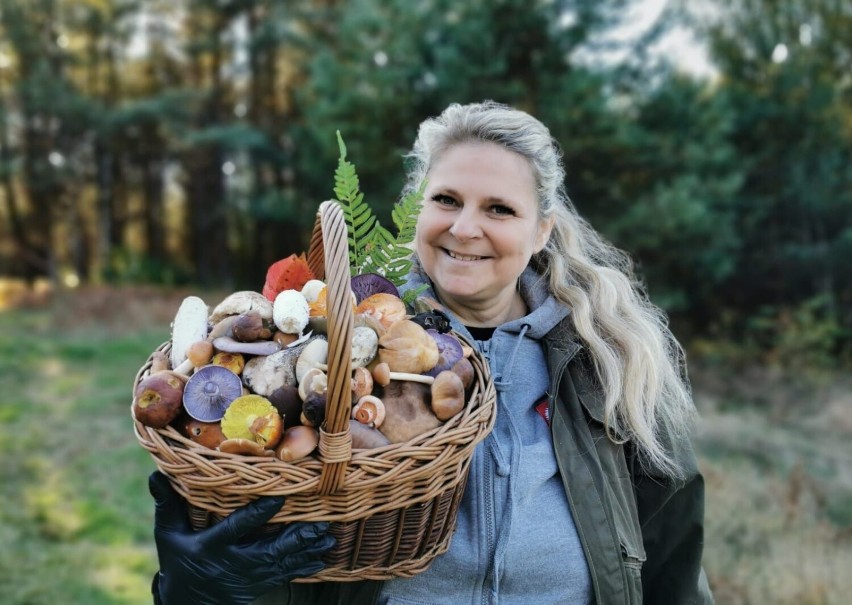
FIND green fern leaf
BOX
[333,132,424,286]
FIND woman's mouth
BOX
[445,249,486,262]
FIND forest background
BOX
[0,0,850,604]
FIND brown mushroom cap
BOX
[430,370,466,421]
[377,320,440,374]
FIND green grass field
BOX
[0,286,849,604]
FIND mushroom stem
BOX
[371,362,435,387]
[213,336,281,356]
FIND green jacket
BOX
[257,318,713,605]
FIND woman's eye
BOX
[491,204,516,216]
[432,193,458,207]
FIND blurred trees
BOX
[0,0,849,361]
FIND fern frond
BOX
[334,131,379,272]
[333,132,425,287]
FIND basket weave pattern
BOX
[132,201,497,581]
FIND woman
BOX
[149,101,713,604]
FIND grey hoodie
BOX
[377,265,593,605]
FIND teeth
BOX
[448,251,482,261]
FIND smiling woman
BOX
[148,102,714,605]
[415,142,553,327]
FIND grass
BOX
[0,284,849,604]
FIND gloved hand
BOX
[149,471,335,605]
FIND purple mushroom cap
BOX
[182,365,243,422]
[424,329,464,377]
[350,273,399,304]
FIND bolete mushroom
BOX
[377,319,440,374]
[267,383,303,429]
[430,370,466,421]
[275,425,320,462]
[373,380,442,443]
[182,364,242,422]
[232,311,273,342]
[133,371,188,429]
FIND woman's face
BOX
[415,142,554,324]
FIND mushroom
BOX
[218,438,275,457]
[351,367,374,400]
[424,330,464,377]
[295,338,328,383]
[450,356,475,392]
[186,340,214,369]
[297,367,328,401]
[350,273,399,304]
[349,418,392,450]
[133,371,188,429]
[211,351,246,375]
[267,384,303,429]
[373,380,442,443]
[207,314,240,341]
[212,336,281,357]
[371,362,435,387]
[177,414,227,449]
[273,289,310,335]
[351,326,379,368]
[241,339,312,397]
[355,292,407,330]
[209,291,273,324]
[232,311,273,342]
[430,370,466,420]
[220,394,283,448]
[182,365,243,422]
[301,390,327,427]
[377,319,440,374]
[352,395,386,427]
[170,296,209,370]
[275,425,320,462]
[300,279,326,304]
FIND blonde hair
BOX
[403,101,696,477]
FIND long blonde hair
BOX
[403,101,696,477]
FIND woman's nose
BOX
[448,208,482,241]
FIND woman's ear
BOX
[533,216,556,253]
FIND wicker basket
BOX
[132,200,497,582]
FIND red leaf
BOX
[262,253,315,301]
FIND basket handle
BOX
[307,201,353,496]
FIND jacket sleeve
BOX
[629,436,714,605]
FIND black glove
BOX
[149,471,335,605]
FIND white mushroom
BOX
[295,338,328,383]
[273,289,310,335]
[209,291,273,324]
[241,338,314,397]
[351,326,379,368]
[297,368,328,401]
[300,279,326,304]
[170,296,209,370]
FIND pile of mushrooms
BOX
[132,272,475,462]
